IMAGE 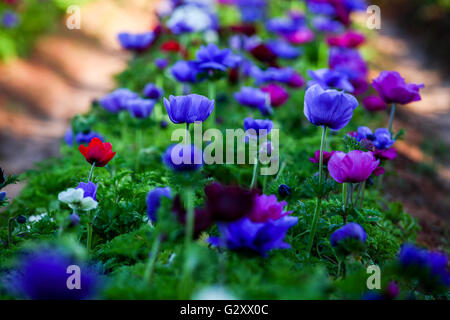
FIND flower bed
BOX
[0,0,448,300]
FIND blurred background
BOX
[0,0,449,248]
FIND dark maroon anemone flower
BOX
[249,43,278,66]
[204,182,256,222]
[229,24,257,36]
[172,195,213,237]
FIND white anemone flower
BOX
[58,188,98,211]
[167,5,214,33]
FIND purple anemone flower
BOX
[329,47,368,81]
[155,58,168,70]
[163,144,203,172]
[398,244,450,288]
[304,84,358,130]
[146,187,172,222]
[64,129,105,146]
[372,71,424,104]
[252,67,294,85]
[356,127,395,150]
[0,191,6,202]
[266,40,302,59]
[99,88,139,113]
[312,15,344,33]
[163,94,214,124]
[330,223,367,247]
[208,215,298,257]
[309,150,335,165]
[327,150,380,183]
[171,60,200,83]
[234,87,270,115]
[195,43,241,72]
[243,118,273,137]
[7,247,100,300]
[236,0,267,23]
[125,98,156,118]
[143,83,164,100]
[2,11,20,28]
[117,32,155,51]
[308,69,354,92]
[76,181,98,201]
[362,95,387,112]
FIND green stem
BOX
[306,126,328,257]
[87,162,96,182]
[7,217,15,248]
[135,127,143,172]
[250,157,259,189]
[318,126,327,184]
[208,82,216,125]
[184,188,194,250]
[359,181,366,210]
[388,103,396,133]
[306,197,322,256]
[144,235,162,283]
[355,182,363,207]
[87,212,93,254]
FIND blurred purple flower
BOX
[234,87,270,115]
[171,60,200,83]
[163,144,203,171]
[362,95,387,112]
[1,10,20,28]
[266,40,302,59]
[143,83,164,100]
[146,187,172,222]
[248,194,292,223]
[356,127,395,150]
[208,215,298,256]
[195,43,241,72]
[125,98,156,118]
[118,32,155,51]
[7,247,100,299]
[64,129,105,146]
[99,88,139,113]
[155,58,168,70]
[330,222,367,247]
[308,69,354,92]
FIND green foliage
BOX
[0,2,436,300]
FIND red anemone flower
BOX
[79,137,116,167]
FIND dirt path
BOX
[369,21,450,250]
[0,0,158,197]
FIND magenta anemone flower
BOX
[261,83,289,107]
[328,150,380,183]
[248,194,292,223]
[372,71,424,104]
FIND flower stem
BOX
[318,126,327,184]
[208,82,216,125]
[87,162,96,182]
[184,188,195,250]
[250,157,259,189]
[87,211,93,254]
[7,217,14,248]
[306,126,328,257]
[135,127,143,172]
[388,103,396,133]
[306,197,322,256]
[358,181,366,209]
[144,235,162,283]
